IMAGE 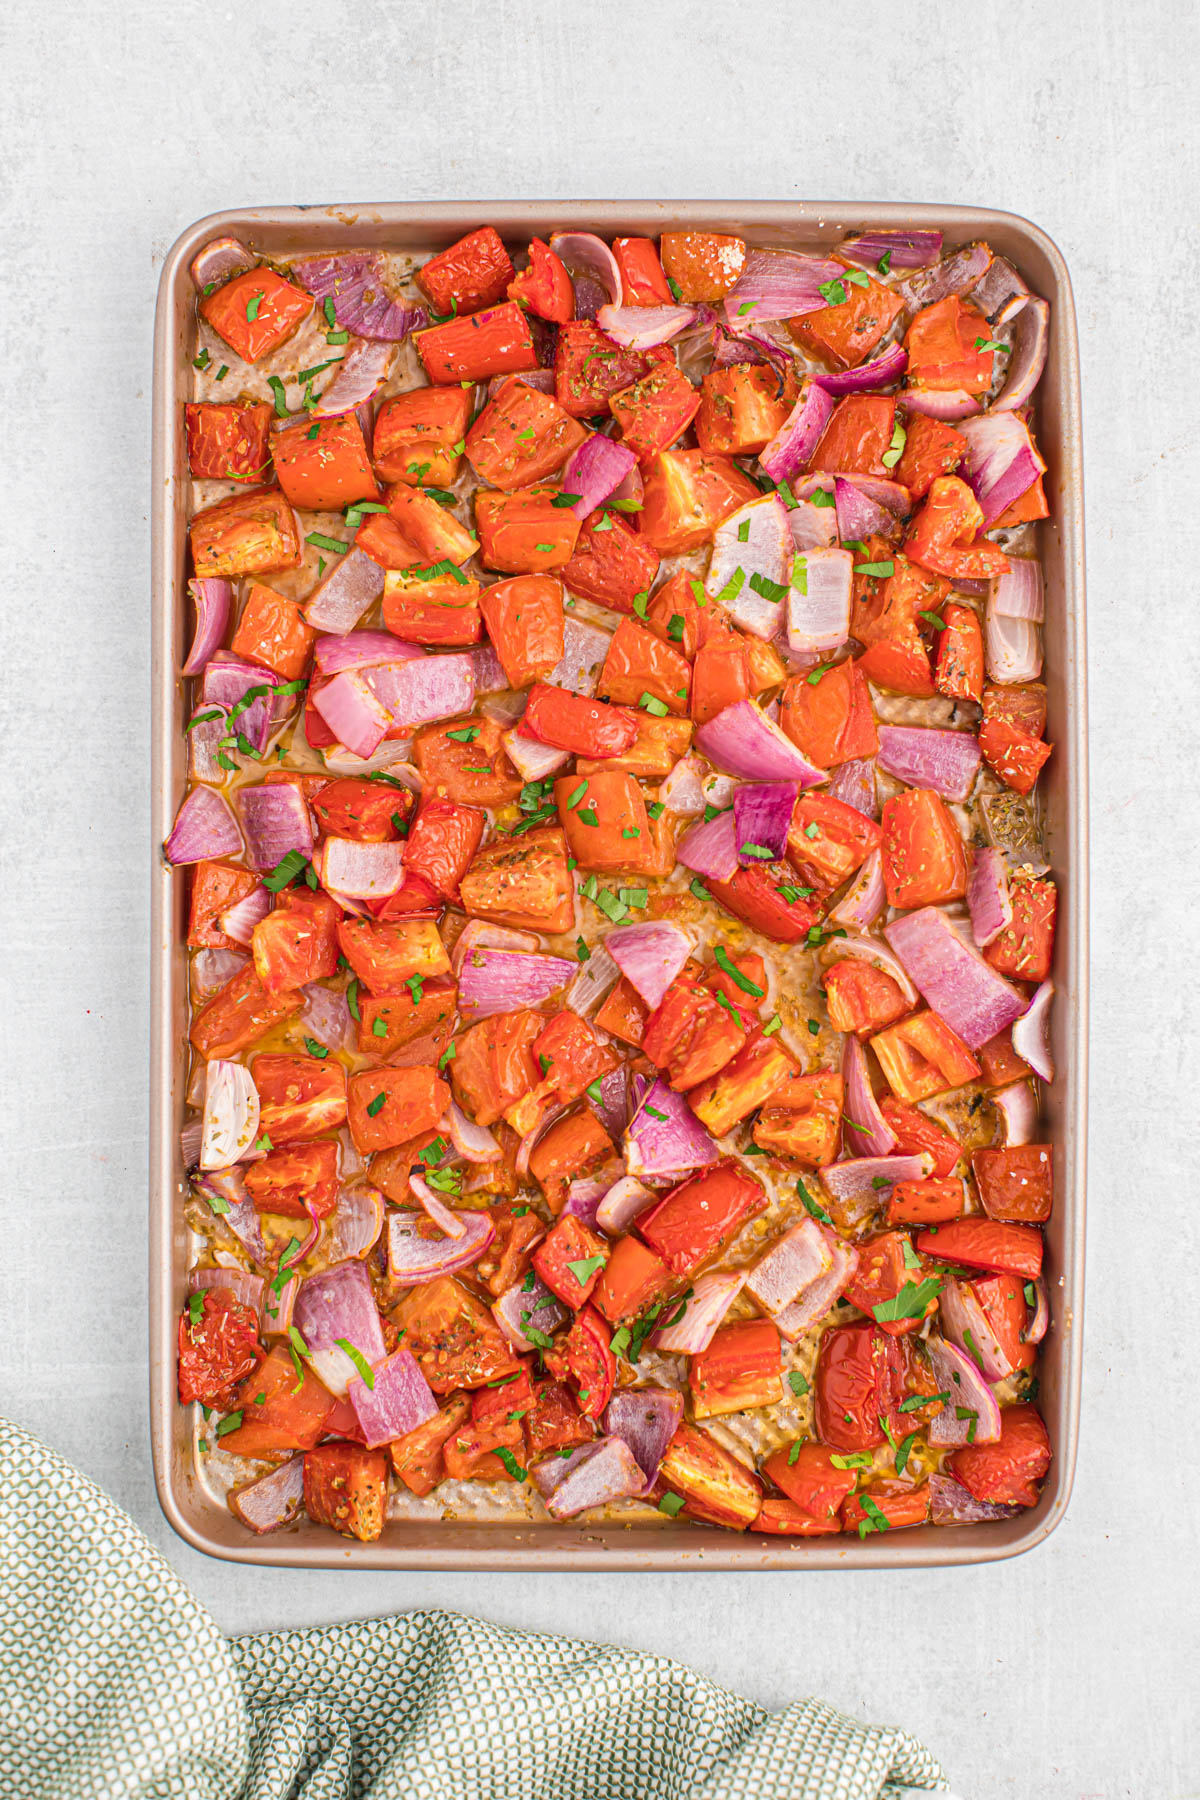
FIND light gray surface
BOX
[0,3,1196,1796]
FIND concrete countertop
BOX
[0,2,1196,1795]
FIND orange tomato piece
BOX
[871,1009,981,1103]
[231,581,315,681]
[694,363,795,457]
[391,1275,522,1394]
[413,715,524,808]
[187,860,260,950]
[881,788,968,908]
[591,1235,671,1326]
[659,232,746,302]
[357,976,457,1058]
[459,827,576,933]
[972,1144,1054,1224]
[789,273,904,370]
[823,959,911,1037]
[895,413,967,499]
[599,616,691,716]
[218,1344,334,1456]
[553,322,673,419]
[465,378,587,491]
[904,296,994,394]
[690,1319,782,1418]
[613,237,674,306]
[985,874,1057,983]
[474,486,581,573]
[417,301,538,385]
[200,267,313,363]
[637,1160,765,1276]
[190,963,301,1059]
[336,918,449,991]
[346,1065,449,1153]
[752,1068,843,1167]
[403,797,486,901]
[934,600,984,703]
[372,386,474,487]
[638,449,759,554]
[885,1176,966,1226]
[655,1419,762,1529]
[450,1009,542,1128]
[477,575,565,687]
[243,1139,340,1218]
[780,657,879,767]
[560,507,660,613]
[811,395,896,476]
[687,1030,796,1137]
[609,361,701,461]
[271,413,379,510]
[554,770,654,874]
[189,486,302,580]
[905,476,1009,581]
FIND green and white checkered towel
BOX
[0,1418,951,1800]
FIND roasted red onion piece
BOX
[292,253,426,340]
[1011,979,1054,1081]
[182,578,231,676]
[885,907,1028,1050]
[604,1388,684,1486]
[841,1034,897,1157]
[814,342,909,396]
[347,1348,439,1448]
[388,1206,495,1285]
[191,237,254,291]
[605,921,692,1011]
[838,230,943,271]
[876,725,982,804]
[696,700,826,786]
[164,785,243,865]
[724,249,844,324]
[625,1079,719,1182]
[228,1456,305,1534]
[302,548,386,633]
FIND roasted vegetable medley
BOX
[170,221,1057,1544]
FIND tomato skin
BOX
[272,412,379,510]
[190,963,301,1060]
[390,1394,471,1496]
[466,378,587,491]
[560,507,660,613]
[475,486,581,574]
[704,864,822,945]
[508,237,574,322]
[986,874,1057,983]
[905,476,1010,581]
[413,715,524,808]
[690,1319,783,1418]
[880,1097,962,1176]
[200,267,313,362]
[659,232,746,303]
[978,717,1052,795]
[637,1160,765,1277]
[915,1219,1044,1280]
[934,600,984,704]
[416,226,514,316]
[949,1403,1051,1505]
[780,658,878,767]
[763,1442,856,1520]
[392,1276,522,1394]
[599,616,691,715]
[533,1214,609,1309]
[655,1419,762,1529]
[812,1321,904,1453]
[218,1344,335,1457]
[752,1496,841,1536]
[789,274,904,370]
[230,580,315,681]
[526,1380,593,1457]
[881,788,968,909]
[896,413,967,499]
[312,778,411,843]
[983,682,1047,740]
[554,770,654,874]
[811,395,896,476]
[373,386,474,487]
[639,449,759,554]
[189,486,302,580]
[477,575,565,687]
[185,401,272,480]
[187,860,259,950]
[610,361,701,462]
[346,1065,449,1153]
[905,295,994,394]
[688,1030,795,1137]
[593,974,648,1047]
[973,1144,1054,1224]
[252,1053,347,1143]
[475,1202,546,1298]
[526,684,637,758]
[552,1304,616,1418]
[885,1176,966,1226]
[417,301,538,385]
[591,1235,670,1326]
[531,1011,618,1108]
[753,1067,843,1167]
[553,321,673,419]
[646,568,711,659]
[613,236,674,305]
[303,1443,389,1542]
[871,1009,981,1104]
[694,362,794,457]
[842,1481,930,1534]
[250,891,340,992]
[403,797,486,901]
[380,567,482,644]
[642,961,745,1090]
[177,1289,261,1409]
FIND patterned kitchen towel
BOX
[0,1417,952,1800]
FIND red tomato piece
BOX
[417,226,514,316]
[477,575,565,688]
[639,449,759,554]
[532,1215,610,1309]
[842,1481,930,1535]
[986,874,1057,983]
[599,616,691,716]
[550,1304,616,1418]
[659,233,746,303]
[871,1009,981,1104]
[253,1052,347,1143]
[753,1067,843,1167]
[689,1319,782,1418]
[189,964,301,1060]
[230,581,315,681]
[762,1441,856,1521]
[905,296,994,394]
[879,1097,962,1177]
[507,237,574,322]
[554,770,655,874]
[905,476,1009,581]
[187,860,260,950]
[336,917,448,992]
[372,386,474,487]
[787,792,881,896]
[972,1144,1054,1224]
[466,378,587,492]
[842,1230,938,1337]
[243,1139,340,1218]
[610,361,701,461]
[914,1219,1044,1280]
[613,237,674,305]
[694,364,794,457]
[417,302,538,385]
[885,1177,966,1226]
[789,274,904,371]
[560,507,660,613]
[553,321,673,420]
[934,600,985,704]
[812,1320,905,1453]
[780,658,878,767]
[303,1443,389,1541]
[312,778,412,843]
[978,717,1053,794]
[200,267,313,363]
[591,1235,671,1326]
[392,1276,522,1394]
[403,798,486,901]
[823,959,911,1037]
[217,1344,334,1457]
[413,715,524,808]
[346,1066,449,1154]
[948,1403,1051,1506]
[896,413,967,499]
[177,1288,260,1409]
[189,486,302,580]
[272,413,379,510]
[185,401,273,481]
[655,1419,762,1529]
[637,1160,765,1276]
[525,684,638,758]
[459,826,576,933]
[811,395,896,476]
[704,864,822,945]
[881,788,968,909]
